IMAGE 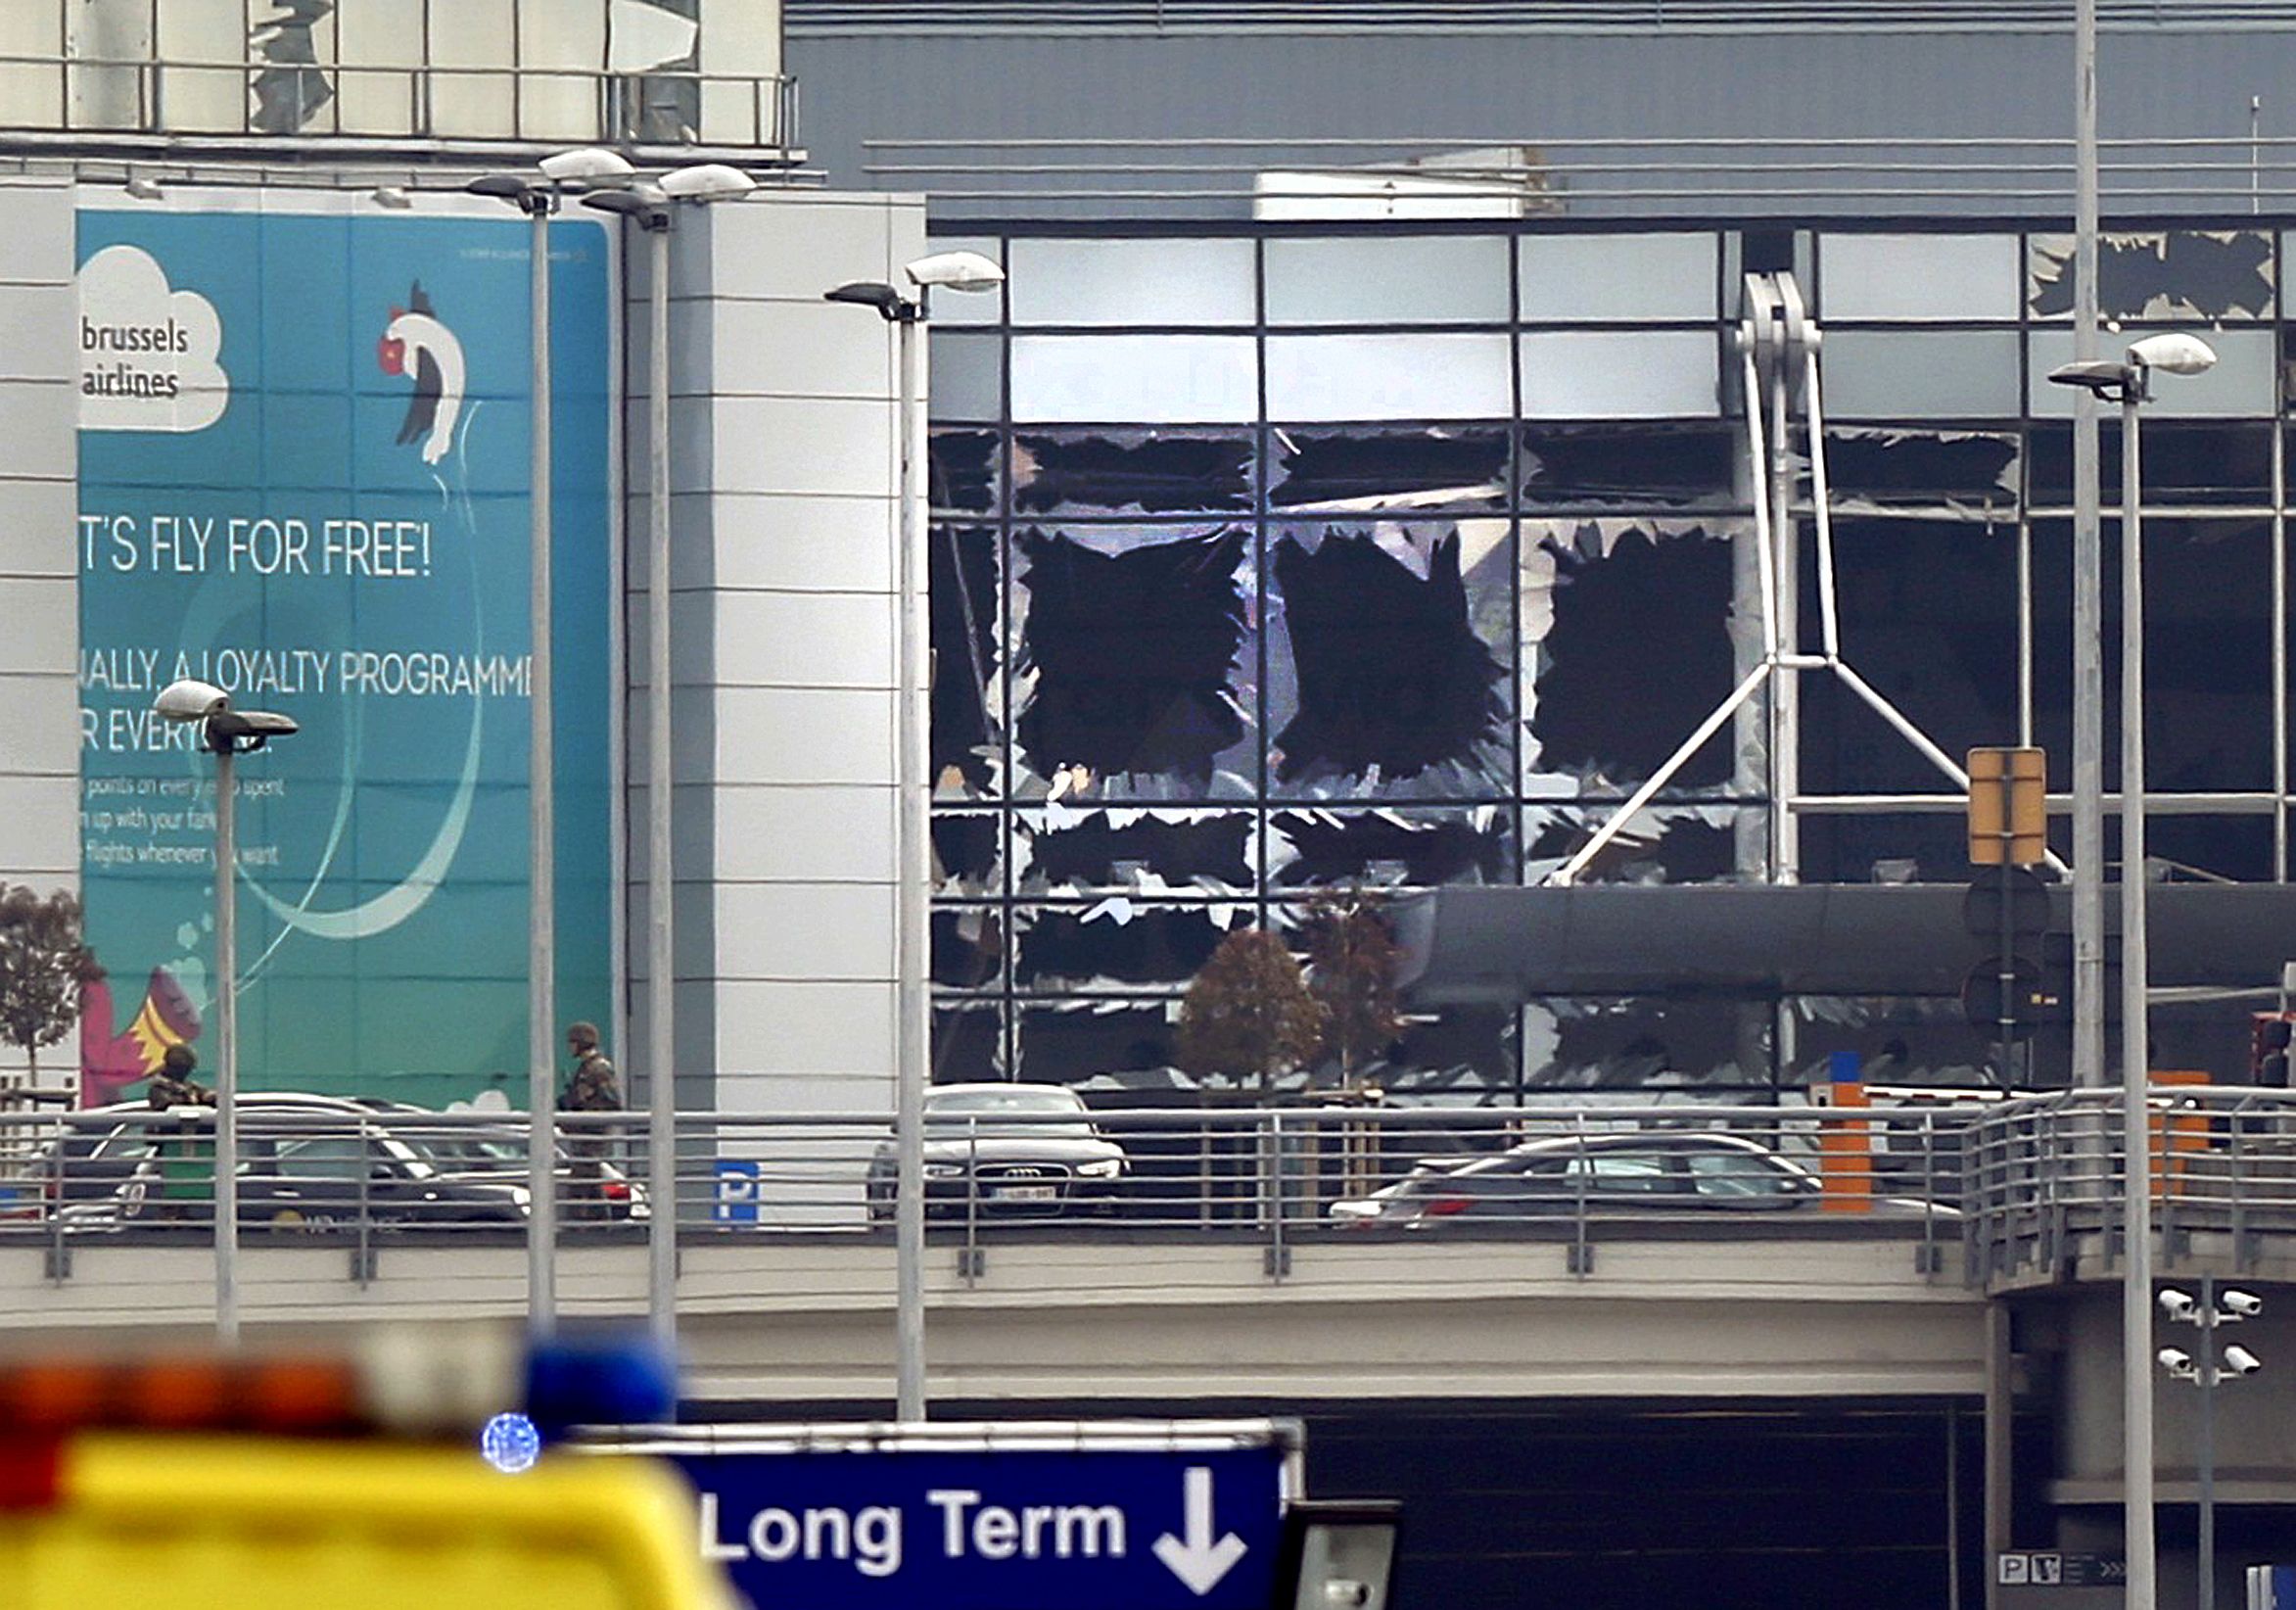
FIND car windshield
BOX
[403,1132,530,1168]
[924,1089,1086,1122]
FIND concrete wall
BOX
[0,179,81,1084]
[627,191,924,1120]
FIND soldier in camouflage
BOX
[561,1022,622,1220]
[147,1043,215,1110]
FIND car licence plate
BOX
[994,1184,1057,1202]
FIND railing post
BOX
[45,1118,68,1283]
[354,1114,374,1286]
[1265,1112,1288,1282]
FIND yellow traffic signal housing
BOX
[1968,746,2047,867]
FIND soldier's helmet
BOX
[567,1021,600,1053]
[162,1043,197,1076]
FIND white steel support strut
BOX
[1551,272,2067,888]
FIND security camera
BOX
[905,250,1006,294]
[2223,1345,2263,1377]
[2222,1289,2264,1319]
[2159,1290,2198,1321]
[2158,1347,2196,1375]
[154,679,229,724]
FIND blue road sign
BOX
[665,1439,1289,1610]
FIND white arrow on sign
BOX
[1152,1466,1249,1596]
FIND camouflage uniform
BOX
[146,1048,215,1220]
[561,1029,622,1219]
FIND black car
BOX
[866,1084,1129,1222]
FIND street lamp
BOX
[466,145,635,1340]
[582,162,756,1355]
[152,677,300,1348]
[2049,329,2220,1609]
[2159,1280,2263,1610]
[823,248,1005,1422]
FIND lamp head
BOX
[904,249,1005,294]
[582,188,669,228]
[659,163,755,203]
[154,679,228,725]
[824,280,913,321]
[539,148,636,185]
[2046,358,2134,400]
[2127,332,2219,377]
[465,173,537,205]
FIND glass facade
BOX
[926,222,2290,1097]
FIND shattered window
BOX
[932,907,1006,991]
[1269,806,1512,889]
[931,524,1002,799]
[929,428,999,514]
[1800,812,1986,889]
[1270,425,1509,512]
[2028,230,2276,321]
[1266,520,1514,800]
[932,810,1003,898]
[1523,519,1739,796]
[1013,901,1248,994]
[1011,428,1253,515]
[933,1002,1006,1084]
[1819,428,2019,514]
[1015,807,1256,897]
[1016,1000,1177,1089]
[1527,999,1776,1091]
[1011,524,1257,800]
[1521,424,1742,512]
[1521,805,1747,885]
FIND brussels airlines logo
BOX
[76,245,229,432]
[378,282,465,465]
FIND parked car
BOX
[1329,1131,1958,1229]
[15,1094,640,1230]
[866,1083,1129,1222]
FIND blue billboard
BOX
[72,201,617,1108]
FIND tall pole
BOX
[894,305,928,1421]
[644,214,677,1353]
[527,192,559,1339]
[2121,383,2156,1610]
[212,738,238,1348]
[2073,0,2105,1100]
[2199,1274,2217,1610]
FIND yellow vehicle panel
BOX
[0,1432,734,1610]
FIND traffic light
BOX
[1968,746,2047,867]
[2251,1013,2295,1087]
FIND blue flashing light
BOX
[481,1411,542,1474]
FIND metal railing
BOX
[0,1099,1967,1283]
[0,53,798,152]
[1962,1087,2296,1285]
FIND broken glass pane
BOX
[929,329,1003,422]
[932,1002,1006,1084]
[1798,811,1981,889]
[1265,333,1514,421]
[1521,804,1748,885]
[1016,999,1175,1089]
[1269,806,1512,889]
[1270,425,1509,512]
[1818,428,2019,513]
[1519,331,1720,419]
[932,811,1003,899]
[1521,423,1742,511]
[1519,233,1718,322]
[1016,807,1255,897]
[1797,516,2019,795]
[1011,428,1252,516]
[929,428,998,514]
[1267,520,1514,800]
[1529,999,1772,1090]
[1789,1002,1999,1089]
[2029,328,2275,418]
[2029,230,2275,320]
[931,907,1005,991]
[1817,232,2021,322]
[1013,900,1248,994]
[931,523,1003,799]
[1264,235,1512,325]
[1523,519,1739,796]
[2026,420,2271,508]
[1011,524,1257,801]
[1819,330,2022,419]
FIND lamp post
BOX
[151,678,300,1348]
[466,146,634,1340]
[2159,1280,2264,1610]
[823,249,1005,1422]
[583,162,756,1355]
[2049,330,2220,1610]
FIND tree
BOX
[1304,889,1403,1090]
[0,884,94,1086]
[1177,928,1326,1093]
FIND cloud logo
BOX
[76,244,229,433]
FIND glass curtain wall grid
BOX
[919,220,2292,1100]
